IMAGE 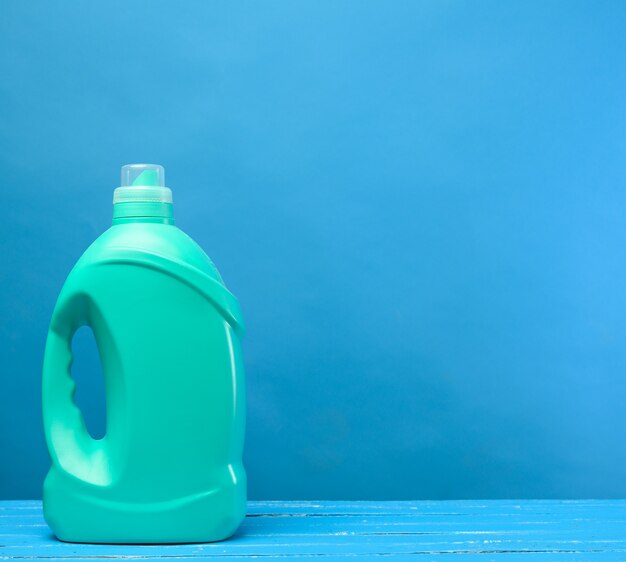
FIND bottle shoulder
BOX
[56,223,244,335]
[77,223,224,284]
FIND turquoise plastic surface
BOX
[41,167,246,543]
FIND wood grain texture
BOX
[1,500,625,560]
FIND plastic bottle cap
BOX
[114,164,173,204]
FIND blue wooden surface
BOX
[1,500,626,560]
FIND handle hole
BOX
[71,326,107,440]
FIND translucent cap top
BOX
[121,163,165,187]
[114,164,172,203]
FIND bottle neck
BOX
[112,201,175,225]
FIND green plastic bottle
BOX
[42,164,246,543]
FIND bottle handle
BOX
[42,289,112,486]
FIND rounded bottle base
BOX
[43,468,246,544]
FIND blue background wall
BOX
[1,1,625,500]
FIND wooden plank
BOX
[0,500,624,560]
[3,550,626,558]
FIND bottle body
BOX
[42,220,246,543]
